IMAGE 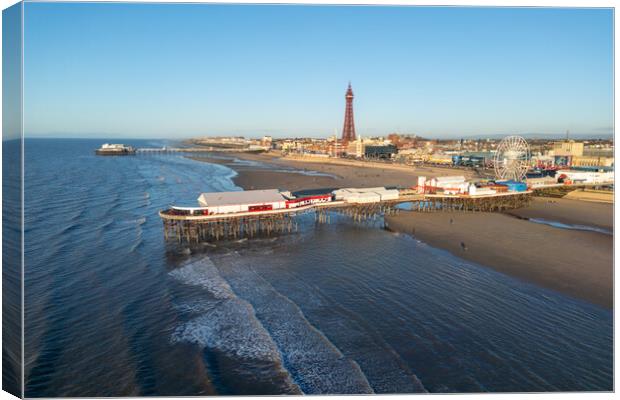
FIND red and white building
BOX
[195,189,334,215]
[197,189,288,214]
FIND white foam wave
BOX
[172,300,215,314]
[169,257,286,362]
[211,253,375,394]
[172,298,283,362]
[169,258,234,300]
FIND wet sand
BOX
[507,197,614,231]
[188,155,338,191]
[190,152,613,309]
[384,212,613,309]
[189,152,474,190]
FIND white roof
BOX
[198,189,285,207]
[349,192,381,198]
[334,187,387,194]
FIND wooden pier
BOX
[159,192,532,244]
[162,213,300,244]
[417,192,532,212]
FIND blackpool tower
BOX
[342,83,356,142]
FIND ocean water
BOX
[21,139,612,396]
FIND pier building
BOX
[95,143,136,155]
[197,189,287,214]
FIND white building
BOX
[417,175,470,195]
[332,187,399,203]
[556,170,614,185]
[197,189,287,214]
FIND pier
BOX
[136,146,263,154]
[159,191,532,244]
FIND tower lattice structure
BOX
[342,83,356,142]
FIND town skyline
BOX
[23,4,613,139]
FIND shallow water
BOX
[22,139,613,396]
[527,218,612,235]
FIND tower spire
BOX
[342,83,356,143]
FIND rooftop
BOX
[197,189,285,207]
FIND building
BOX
[556,170,614,185]
[427,153,453,165]
[345,137,365,158]
[197,189,287,214]
[551,140,584,157]
[328,138,344,157]
[531,154,555,169]
[365,144,397,159]
[342,83,356,143]
[95,143,136,155]
[453,151,494,167]
[281,140,305,153]
[261,136,273,148]
[423,176,469,194]
[332,187,399,203]
[571,155,614,168]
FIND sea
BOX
[13,139,613,396]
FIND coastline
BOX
[189,152,614,309]
[505,197,613,231]
[189,151,477,190]
[384,211,612,309]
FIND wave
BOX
[209,252,375,394]
[169,258,236,300]
[129,237,144,254]
[223,250,427,394]
[169,258,301,393]
[527,218,612,235]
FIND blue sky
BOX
[23,3,613,139]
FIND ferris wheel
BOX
[493,135,530,181]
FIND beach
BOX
[189,151,475,191]
[384,211,613,309]
[506,197,613,231]
[190,152,613,309]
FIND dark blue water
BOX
[3,139,23,396]
[22,139,613,396]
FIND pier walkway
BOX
[136,147,260,153]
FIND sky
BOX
[22,3,613,139]
[2,2,21,140]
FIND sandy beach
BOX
[188,155,339,191]
[190,152,614,309]
[190,151,475,190]
[384,211,612,309]
[506,197,613,231]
